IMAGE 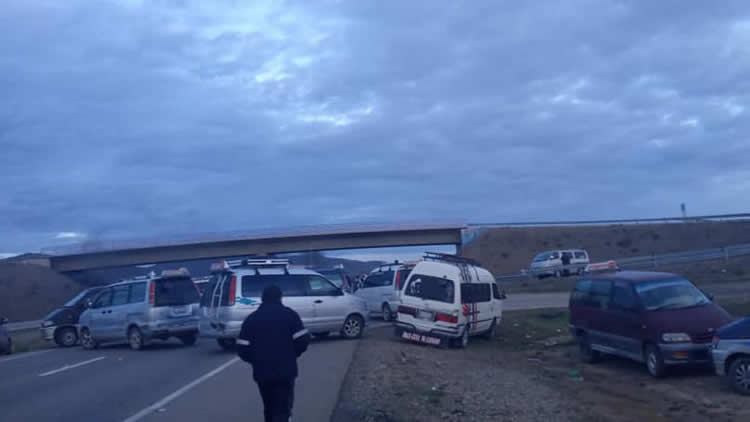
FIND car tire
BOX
[382,304,393,322]
[645,344,666,377]
[579,333,600,363]
[341,315,364,339]
[728,357,750,396]
[128,326,146,351]
[80,328,98,350]
[55,327,78,348]
[482,319,497,340]
[453,327,469,349]
[179,333,198,346]
[312,332,330,339]
[217,338,236,351]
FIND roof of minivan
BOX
[587,270,679,283]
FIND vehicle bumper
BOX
[142,317,200,339]
[660,342,713,365]
[712,348,729,376]
[40,326,57,341]
[199,319,242,339]
[394,321,463,344]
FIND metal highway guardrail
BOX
[495,242,750,282]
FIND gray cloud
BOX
[1,0,750,252]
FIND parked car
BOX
[530,249,590,278]
[79,269,201,351]
[355,261,416,321]
[712,317,750,395]
[314,266,352,292]
[569,269,732,377]
[200,259,367,350]
[40,286,104,347]
[0,317,12,355]
[394,253,505,348]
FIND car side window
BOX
[611,281,637,311]
[93,289,113,308]
[588,280,613,310]
[111,286,130,306]
[571,279,591,305]
[129,282,147,304]
[307,276,340,296]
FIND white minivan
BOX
[394,253,504,348]
[355,261,415,321]
[530,249,590,278]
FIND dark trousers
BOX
[257,378,295,422]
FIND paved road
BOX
[0,335,358,422]
[504,292,569,311]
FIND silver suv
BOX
[200,259,367,350]
[79,269,201,350]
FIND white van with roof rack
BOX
[530,249,590,278]
[394,253,505,348]
[199,259,368,350]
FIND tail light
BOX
[148,282,155,305]
[436,312,458,324]
[394,271,402,290]
[227,276,236,306]
[397,305,416,316]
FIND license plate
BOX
[416,310,434,321]
[170,305,190,316]
[402,331,441,345]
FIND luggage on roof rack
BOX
[211,258,290,275]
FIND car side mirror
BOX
[334,288,344,296]
[500,291,507,300]
[85,299,94,309]
[707,294,714,301]
[0,317,7,325]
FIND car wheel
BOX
[382,304,393,322]
[482,319,497,340]
[579,333,600,363]
[80,328,98,350]
[128,326,145,351]
[454,327,469,349]
[312,332,330,339]
[217,338,236,351]
[55,327,78,348]
[341,315,364,339]
[179,333,198,346]
[728,357,750,396]
[645,344,666,377]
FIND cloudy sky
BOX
[2,0,750,254]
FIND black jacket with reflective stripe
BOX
[236,302,310,382]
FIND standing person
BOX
[236,285,311,422]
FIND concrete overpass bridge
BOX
[40,222,468,272]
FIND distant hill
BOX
[463,220,750,276]
[0,263,83,321]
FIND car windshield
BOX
[318,271,344,288]
[635,278,711,311]
[63,289,99,307]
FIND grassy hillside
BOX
[0,263,83,321]
[463,220,750,276]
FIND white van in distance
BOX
[394,253,504,348]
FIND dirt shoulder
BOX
[333,307,750,422]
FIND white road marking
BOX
[122,357,240,422]
[0,349,56,364]
[38,356,106,377]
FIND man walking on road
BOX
[236,285,311,422]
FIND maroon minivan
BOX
[569,270,732,377]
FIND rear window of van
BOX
[153,277,199,307]
[404,274,455,303]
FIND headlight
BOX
[42,320,54,327]
[662,332,691,343]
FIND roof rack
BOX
[211,258,290,275]
[423,252,479,266]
